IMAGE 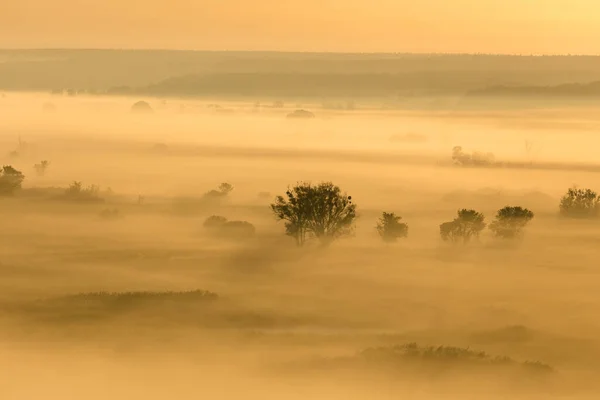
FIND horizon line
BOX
[1,48,600,57]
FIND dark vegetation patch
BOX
[203,215,256,240]
[3,290,329,333]
[20,290,219,324]
[287,343,554,379]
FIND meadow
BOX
[1,92,600,399]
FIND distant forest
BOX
[3,50,600,100]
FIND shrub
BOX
[203,182,234,199]
[452,146,495,167]
[34,160,50,177]
[440,209,486,244]
[0,165,25,195]
[376,212,408,242]
[203,215,228,228]
[489,206,534,239]
[559,187,600,218]
[63,181,104,202]
[271,182,356,246]
[359,343,553,372]
[204,216,256,239]
[222,221,256,239]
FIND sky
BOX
[2,0,600,54]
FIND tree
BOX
[271,182,356,246]
[489,206,534,239]
[376,212,408,242]
[203,216,256,239]
[203,182,234,199]
[34,160,50,177]
[559,187,600,218]
[0,166,25,195]
[440,209,486,244]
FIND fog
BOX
[2,92,600,399]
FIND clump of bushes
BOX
[203,215,228,228]
[0,165,25,195]
[271,181,356,246]
[489,206,534,239]
[203,182,234,199]
[62,181,104,202]
[203,215,256,239]
[440,209,486,244]
[39,290,219,317]
[452,146,495,167]
[376,212,408,242]
[359,343,553,373]
[559,186,600,218]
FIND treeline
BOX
[2,165,599,246]
[468,81,600,98]
[269,182,599,247]
[4,50,600,95]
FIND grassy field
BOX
[1,93,600,399]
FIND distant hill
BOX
[4,50,600,99]
[467,81,600,97]
[133,72,492,98]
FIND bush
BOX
[0,165,25,195]
[559,187,600,218]
[62,181,104,202]
[271,181,356,246]
[489,206,534,239]
[222,221,256,238]
[203,182,234,199]
[359,343,553,373]
[203,215,228,228]
[452,146,495,167]
[203,215,256,239]
[376,212,408,242]
[440,209,486,244]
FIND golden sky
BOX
[2,0,600,54]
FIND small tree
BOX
[203,182,234,199]
[271,182,356,246]
[489,206,534,239]
[376,212,408,242]
[440,209,486,244]
[559,187,600,218]
[0,165,25,195]
[34,160,50,177]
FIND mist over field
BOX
[3,54,600,398]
